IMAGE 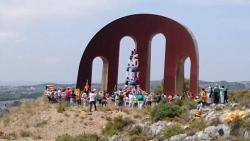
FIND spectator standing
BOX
[89,89,97,112]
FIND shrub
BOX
[188,119,207,133]
[129,135,148,141]
[163,124,185,138]
[141,105,152,115]
[208,117,221,126]
[55,133,105,141]
[56,134,74,141]
[0,132,17,140]
[230,89,250,108]
[222,113,250,138]
[133,114,142,119]
[35,120,47,127]
[22,102,35,115]
[32,133,42,140]
[123,109,130,114]
[230,119,244,136]
[57,102,67,113]
[2,116,10,126]
[242,117,250,130]
[74,133,99,141]
[150,102,182,122]
[129,125,143,136]
[232,137,250,141]
[215,107,223,111]
[102,116,133,136]
[20,130,32,137]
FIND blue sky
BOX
[0,0,250,84]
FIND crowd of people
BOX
[43,84,228,113]
[44,84,155,112]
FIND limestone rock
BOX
[110,135,120,141]
[169,133,187,141]
[149,121,175,135]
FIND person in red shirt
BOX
[65,87,71,102]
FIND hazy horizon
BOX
[0,79,249,87]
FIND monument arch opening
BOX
[91,56,108,91]
[175,57,192,96]
[149,33,166,92]
[184,57,191,94]
[118,36,136,86]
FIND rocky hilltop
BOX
[0,89,250,141]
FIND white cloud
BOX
[0,0,134,26]
[0,0,136,42]
[173,0,250,6]
[0,32,26,43]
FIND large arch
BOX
[76,14,199,96]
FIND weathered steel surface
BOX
[76,14,199,96]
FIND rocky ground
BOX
[108,103,250,141]
[0,95,250,141]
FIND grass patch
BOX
[188,119,207,133]
[64,113,70,117]
[163,124,185,138]
[20,130,32,137]
[0,132,17,140]
[133,114,142,119]
[99,106,112,112]
[22,102,35,115]
[56,134,73,141]
[102,115,133,136]
[35,120,48,127]
[129,125,143,136]
[230,89,250,108]
[232,137,250,141]
[215,107,223,111]
[208,117,221,126]
[55,133,107,141]
[57,102,68,113]
[32,133,42,140]
[242,117,250,130]
[2,116,10,127]
[141,106,152,115]
[123,109,130,114]
[129,135,148,141]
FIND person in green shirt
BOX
[219,86,225,104]
[213,85,220,104]
[173,94,179,102]
[115,92,119,106]
[136,91,144,110]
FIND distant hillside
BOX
[199,80,248,90]
[148,80,250,91]
[240,81,250,88]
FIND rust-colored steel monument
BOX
[76,14,199,96]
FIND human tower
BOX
[125,49,140,89]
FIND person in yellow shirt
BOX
[200,88,207,104]
[75,88,81,104]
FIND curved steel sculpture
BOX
[77,14,199,96]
